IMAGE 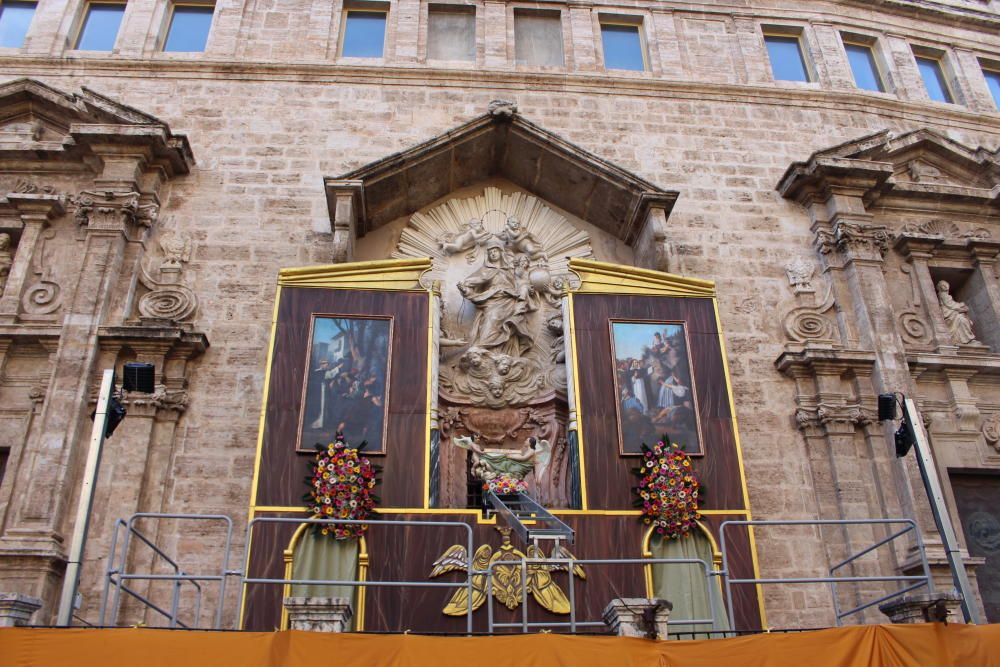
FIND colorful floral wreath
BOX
[484,474,528,496]
[303,432,381,539]
[633,436,702,539]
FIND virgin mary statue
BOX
[457,237,533,357]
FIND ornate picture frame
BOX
[609,319,704,457]
[296,314,393,454]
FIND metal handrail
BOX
[719,519,932,629]
[99,513,233,629]
[482,556,722,634]
[241,516,476,634]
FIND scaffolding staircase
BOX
[483,490,575,547]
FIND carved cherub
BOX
[439,218,491,255]
[784,257,815,293]
[500,216,544,260]
[159,231,192,269]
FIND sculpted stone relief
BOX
[0,233,11,296]
[394,187,592,507]
[393,187,592,408]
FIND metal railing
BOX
[239,516,476,634]
[100,513,234,629]
[96,512,936,633]
[720,519,933,628]
[484,556,722,634]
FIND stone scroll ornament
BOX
[633,435,702,540]
[392,187,593,408]
[303,431,381,540]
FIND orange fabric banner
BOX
[2,624,999,667]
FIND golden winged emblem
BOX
[429,527,586,615]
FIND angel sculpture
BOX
[452,435,552,486]
[429,526,585,615]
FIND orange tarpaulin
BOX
[2,624,999,667]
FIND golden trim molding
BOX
[568,258,716,297]
[278,258,433,290]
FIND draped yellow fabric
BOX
[2,624,999,666]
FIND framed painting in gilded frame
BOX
[609,319,704,456]
[296,314,393,454]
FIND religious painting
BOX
[296,314,392,454]
[610,320,703,456]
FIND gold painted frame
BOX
[295,313,394,455]
[609,318,705,457]
[280,523,369,631]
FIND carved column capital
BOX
[828,221,889,262]
[72,190,142,234]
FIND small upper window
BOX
[982,65,1000,110]
[764,33,811,82]
[341,9,387,58]
[514,10,563,67]
[427,5,474,62]
[914,54,953,103]
[163,4,214,52]
[600,21,645,72]
[843,41,884,93]
[0,0,36,48]
[76,3,126,51]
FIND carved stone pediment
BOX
[0,78,193,176]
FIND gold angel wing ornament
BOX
[524,545,572,614]
[429,544,492,616]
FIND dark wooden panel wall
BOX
[573,293,745,512]
[255,287,429,509]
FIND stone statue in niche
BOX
[937,280,978,345]
[0,233,12,296]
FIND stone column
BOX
[483,1,508,69]
[283,597,353,632]
[0,593,42,627]
[324,180,362,264]
[0,194,65,323]
[893,237,955,354]
[879,592,962,624]
[0,154,150,620]
[966,241,1000,352]
[602,598,671,639]
[566,3,596,72]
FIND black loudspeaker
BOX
[877,393,897,422]
[895,419,916,458]
[105,397,128,438]
[122,362,156,394]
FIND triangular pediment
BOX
[0,78,193,175]
[324,102,677,245]
[779,128,1000,205]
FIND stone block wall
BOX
[0,0,997,630]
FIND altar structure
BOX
[0,0,998,638]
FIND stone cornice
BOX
[1,58,998,135]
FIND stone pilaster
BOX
[602,598,672,639]
[0,593,42,627]
[283,597,353,632]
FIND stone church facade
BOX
[0,0,998,631]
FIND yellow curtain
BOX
[289,530,359,631]
[650,531,730,638]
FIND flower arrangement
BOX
[484,474,528,496]
[633,436,702,539]
[303,431,381,539]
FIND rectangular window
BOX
[514,10,563,67]
[427,5,474,61]
[163,4,214,52]
[341,9,386,58]
[914,54,953,103]
[0,0,36,48]
[76,3,126,51]
[983,66,1000,110]
[600,21,645,71]
[843,41,884,92]
[764,33,811,82]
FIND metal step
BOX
[484,490,574,545]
